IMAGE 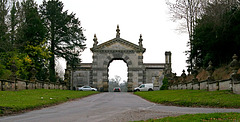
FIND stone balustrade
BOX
[0,64,68,91]
[168,54,240,94]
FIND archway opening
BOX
[108,60,128,92]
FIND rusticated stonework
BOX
[71,26,172,91]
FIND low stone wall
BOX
[168,78,240,94]
[168,54,240,94]
[0,79,68,91]
[233,83,240,94]
[200,81,207,90]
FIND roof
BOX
[90,25,145,53]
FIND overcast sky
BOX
[36,0,189,83]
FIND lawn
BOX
[134,90,240,108]
[134,90,240,121]
[136,112,240,122]
[0,89,98,115]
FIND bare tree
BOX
[166,0,206,71]
[108,75,121,92]
[119,80,128,92]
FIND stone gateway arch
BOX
[70,25,172,92]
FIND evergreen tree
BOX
[9,0,18,47]
[0,0,9,52]
[192,2,240,67]
[16,0,49,80]
[16,0,47,50]
[40,0,86,82]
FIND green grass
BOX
[134,90,240,108]
[0,89,98,115]
[136,112,240,122]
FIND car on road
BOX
[134,83,153,92]
[113,87,121,92]
[78,86,97,91]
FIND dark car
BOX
[113,87,121,92]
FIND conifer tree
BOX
[0,0,9,52]
[40,0,86,81]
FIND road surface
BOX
[0,92,240,122]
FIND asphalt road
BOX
[0,92,240,122]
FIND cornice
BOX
[90,37,146,53]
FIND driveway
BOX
[0,92,240,122]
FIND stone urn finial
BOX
[206,61,214,78]
[64,69,69,82]
[138,34,143,48]
[230,54,239,75]
[30,65,37,82]
[116,25,120,38]
[10,61,18,81]
[192,65,198,80]
[93,34,98,47]
[181,70,187,83]
[45,68,50,83]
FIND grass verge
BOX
[136,112,240,122]
[134,90,240,108]
[0,89,98,116]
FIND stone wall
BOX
[0,63,68,91]
[0,79,68,91]
[168,54,240,94]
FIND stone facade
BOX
[71,26,171,91]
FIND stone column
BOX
[64,68,70,90]
[30,66,37,89]
[153,76,160,90]
[102,69,108,92]
[10,61,18,91]
[165,51,172,75]
[192,66,199,90]
[181,70,187,89]
[127,70,133,92]
[230,54,240,93]
[45,69,50,89]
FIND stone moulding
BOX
[92,50,135,53]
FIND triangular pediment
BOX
[91,37,145,53]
